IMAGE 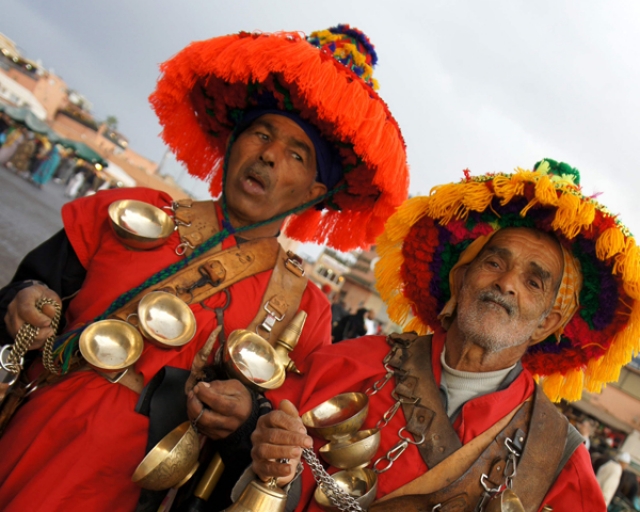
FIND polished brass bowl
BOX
[223,329,286,391]
[79,319,144,371]
[132,422,200,491]
[314,467,378,511]
[319,428,381,469]
[136,291,196,348]
[485,490,525,512]
[301,393,369,442]
[108,199,175,250]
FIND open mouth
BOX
[245,175,265,190]
[240,167,269,195]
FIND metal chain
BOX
[39,299,63,375]
[6,298,61,374]
[302,448,365,512]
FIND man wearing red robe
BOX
[0,26,408,512]
[247,162,636,511]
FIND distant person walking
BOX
[8,132,37,173]
[597,452,631,506]
[0,128,24,166]
[31,144,62,188]
[332,307,368,343]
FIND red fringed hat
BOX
[375,160,640,402]
[149,25,409,251]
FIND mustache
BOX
[242,163,272,190]
[477,289,516,316]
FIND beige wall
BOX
[4,68,37,91]
[587,386,640,431]
[51,112,97,142]
[32,74,68,121]
[340,281,372,314]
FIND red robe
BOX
[0,187,331,512]
[266,330,606,512]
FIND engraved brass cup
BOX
[79,319,144,371]
[108,199,175,250]
[318,428,381,469]
[301,392,369,442]
[132,421,200,491]
[134,291,196,348]
[313,467,378,512]
[223,330,286,392]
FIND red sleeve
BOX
[61,187,173,268]
[540,444,606,511]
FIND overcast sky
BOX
[3,0,640,245]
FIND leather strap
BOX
[369,334,571,512]
[387,333,462,468]
[110,237,280,321]
[376,401,525,503]
[369,398,533,512]
[511,387,569,511]
[174,199,221,257]
[247,248,308,346]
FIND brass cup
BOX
[79,319,144,371]
[223,329,286,391]
[132,421,200,491]
[135,291,196,348]
[319,429,381,469]
[108,199,175,250]
[313,467,378,511]
[301,393,369,442]
[485,490,525,512]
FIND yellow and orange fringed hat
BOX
[149,25,409,251]
[375,159,640,402]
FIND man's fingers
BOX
[253,413,313,449]
[252,459,296,481]
[279,399,301,419]
[193,381,245,415]
[252,438,303,461]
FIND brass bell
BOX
[224,479,287,512]
[485,489,525,512]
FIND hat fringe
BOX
[376,165,640,403]
[597,226,626,260]
[405,316,431,335]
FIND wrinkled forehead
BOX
[479,228,564,284]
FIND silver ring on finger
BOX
[192,406,206,433]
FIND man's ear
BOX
[305,182,328,203]
[529,310,563,346]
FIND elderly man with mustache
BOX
[245,160,637,511]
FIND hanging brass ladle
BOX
[223,311,306,392]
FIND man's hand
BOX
[251,400,313,486]
[4,284,62,349]
[187,379,253,440]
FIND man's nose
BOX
[493,270,517,295]
[258,142,282,168]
